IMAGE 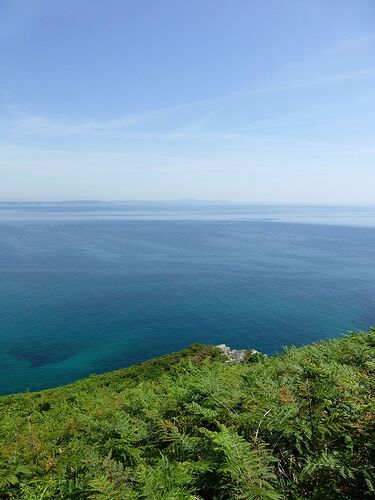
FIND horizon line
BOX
[1,200,375,207]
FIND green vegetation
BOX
[1,331,374,499]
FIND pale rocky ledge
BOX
[216,344,263,363]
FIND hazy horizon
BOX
[1,199,375,207]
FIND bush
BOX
[0,330,374,498]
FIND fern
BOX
[0,331,374,498]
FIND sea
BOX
[1,202,375,395]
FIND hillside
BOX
[0,331,374,499]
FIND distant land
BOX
[1,200,375,206]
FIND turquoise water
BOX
[1,203,375,395]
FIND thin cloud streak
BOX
[2,65,374,142]
[2,28,375,142]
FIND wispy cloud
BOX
[240,68,375,97]
[2,64,374,144]
[1,32,374,171]
[1,96,220,140]
[325,32,375,55]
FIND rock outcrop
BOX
[216,344,261,363]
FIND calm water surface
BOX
[1,203,375,394]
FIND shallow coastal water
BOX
[1,202,375,394]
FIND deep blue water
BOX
[1,203,375,395]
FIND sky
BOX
[0,0,374,203]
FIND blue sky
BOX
[0,0,374,202]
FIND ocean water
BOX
[1,202,375,395]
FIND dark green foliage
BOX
[0,331,374,498]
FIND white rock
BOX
[216,344,259,363]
